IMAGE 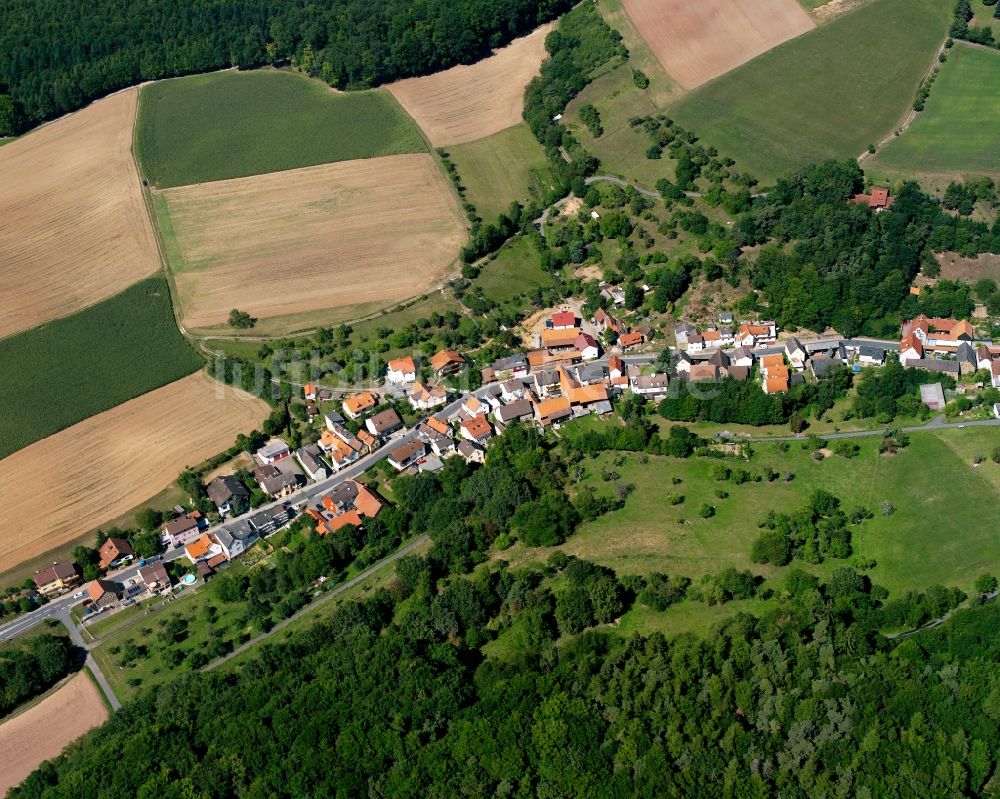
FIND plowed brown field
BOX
[0,89,160,339]
[156,153,466,330]
[386,24,554,146]
[0,372,269,572]
[0,673,108,796]
[620,0,814,89]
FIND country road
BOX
[743,415,1000,443]
[203,534,430,672]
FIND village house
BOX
[600,285,626,306]
[252,464,299,498]
[807,354,840,380]
[303,383,317,402]
[430,349,466,377]
[853,186,894,211]
[674,323,697,348]
[255,438,291,465]
[689,362,719,383]
[86,579,121,612]
[482,354,529,383]
[206,475,250,516]
[460,413,494,445]
[608,356,627,388]
[736,321,777,348]
[628,365,669,397]
[730,346,755,369]
[539,327,581,350]
[320,427,362,471]
[550,310,576,329]
[138,562,171,593]
[500,377,526,402]
[210,520,257,560]
[98,537,133,569]
[785,337,807,370]
[480,384,504,410]
[185,532,224,564]
[249,505,293,537]
[307,480,384,536]
[387,440,426,471]
[457,439,486,464]
[533,369,562,399]
[575,362,607,386]
[365,408,403,438]
[162,512,204,548]
[295,444,330,481]
[342,392,378,420]
[385,356,417,385]
[901,315,976,352]
[416,421,455,456]
[906,359,961,379]
[32,562,79,597]
[955,342,978,375]
[761,353,789,394]
[323,409,345,430]
[595,308,625,336]
[408,381,448,410]
[575,332,600,360]
[494,398,534,425]
[619,331,644,350]
[534,396,573,427]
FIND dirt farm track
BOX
[387,23,554,146]
[0,372,269,573]
[0,88,160,339]
[0,673,108,795]
[157,153,467,330]
[620,0,815,89]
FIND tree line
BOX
[0,0,575,134]
[0,630,79,718]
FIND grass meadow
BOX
[868,44,1000,180]
[0,276,202,458]
[136,70,425,188]
[474,236,557,304]
[501,424,1000,597]
[446,124,555,221]
[670,0,951,183]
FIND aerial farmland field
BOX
[620,0,814,89]
[0,277,202,459]
[153,153,467,332]
[386,23,554,146]
[0,88,160,339]
[670,0,952,183]
[868,45,1000,182]
[446,123,555,221]
[0,371,269,573]
[136,70,425,188]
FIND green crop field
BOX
[475,236,557,303]
[446,124,555,222]
[136,70,425,188]
[0,276,202,458]
[566,64,678,185]
[670,0,952,184]
[501,425,1000,598]
[868,44,1000,180]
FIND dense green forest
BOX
[0,0,574,133]
[0,631,79,718]
[13,568,999,797]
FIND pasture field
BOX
[387,23,553,146]
[475,236,557,303]
[566,63,677,185]
[136,70,424,188]
[500,427,1000,597]
[0,372,269,573]
[0,88,160,339]
[0,672,107,796]
[868,45,1000,181]
[0,277,202,459]
[670,0,952,183]
[154,153,467,333]
[446,123,555,221]
[620,0,814,89]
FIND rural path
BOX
[885,590,998,640]
[55,607,122,711]
[203,534,430,672]
[740,415,1000,443]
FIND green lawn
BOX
[566,64,678,185]
[502,426,1000,598]
[136,70,425,188]
[0,277,202,458]
[868,44,1000,180]
[446,124,555,222]
[670,0,951,184]
[474,236,556,303]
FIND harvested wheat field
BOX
[621,0,814,89]
[0,673,108,795]
[386,24,554,146]
[0,372,268,573]
[0,89,160,339]
[156,153,466,329]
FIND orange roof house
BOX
[342,391,377,419]
[184,533,215,561]
[534,396,572,426]
[304,383,317,400]
[98,537,133,570]
[387,356,416,374]
[426,416,450,436]
[853,187,894,210]
[430,349,465,375]
[540,328,581,349]
[764,376,789,394]
[354,484,384,518]
[551,310,576,329]
[761,353,785,370]
[619,331,643,348]
[460,413,493,443]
